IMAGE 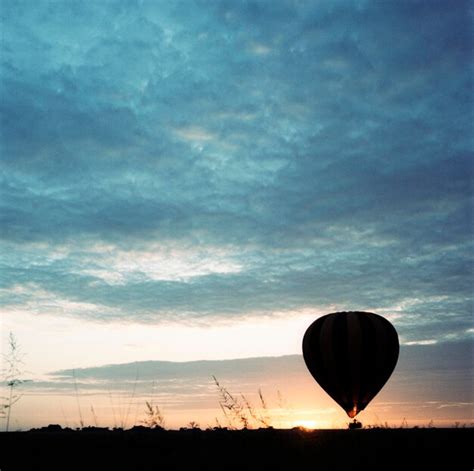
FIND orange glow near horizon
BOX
[3,391,473,431]
[1,312,472,432]
[292,420,319,430]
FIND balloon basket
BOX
[348,419,362,430]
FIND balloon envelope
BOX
[302,311,399,418]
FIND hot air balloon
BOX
[302,311,399,419]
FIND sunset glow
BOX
[293,420,319,430]
[1,0,472,432]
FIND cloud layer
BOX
[1,1,472,343]
[23,342,473,428]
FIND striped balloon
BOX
[302,311,399,418]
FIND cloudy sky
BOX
[1,0,472,429]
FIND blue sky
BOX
[0,0,472,428]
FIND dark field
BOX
[0,427,472,471]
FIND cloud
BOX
[25,341,473,414]
[0,0,472,343]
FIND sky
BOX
[0,0,473,430]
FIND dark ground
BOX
[0,427,472,471]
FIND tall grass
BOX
[122,370,139,429]
[212,375,273,429]
[72,369,84,428]
[2,333,27,431]
[141,401,166,429]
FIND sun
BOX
[293,420,318,430]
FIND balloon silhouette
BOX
[302,311,399,418]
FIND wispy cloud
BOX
[23,342,473,418]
